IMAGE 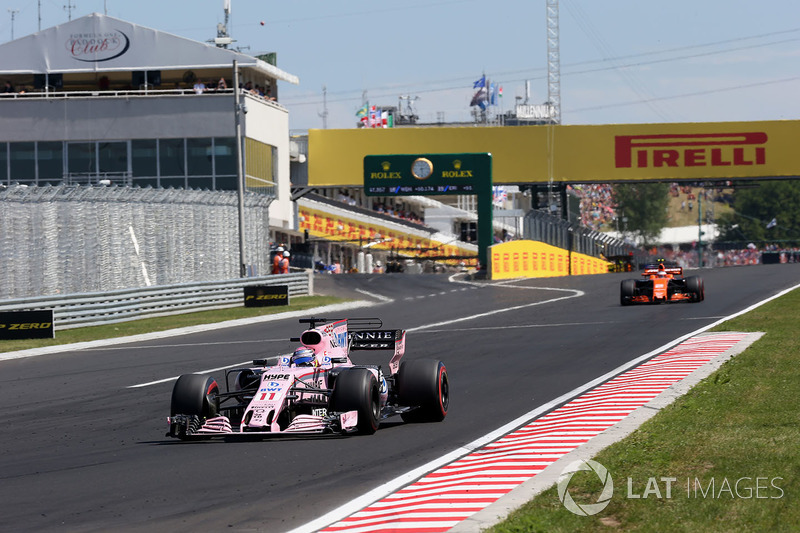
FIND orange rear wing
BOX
[643,266,683,276]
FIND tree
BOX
[612,183,670,246]
[716,180,800,246]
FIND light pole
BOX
[697,190,703,267]
[233,60,247,277]
[8,9,19,40]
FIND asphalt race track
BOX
[1,264,798,532]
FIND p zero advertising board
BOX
[244,285,289,307]
[0,310,55,340]
[308,120,800,186]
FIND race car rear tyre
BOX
[171,374,220,419]
[397,359,449,423]
[620,279,636,306]
[329,368,380,434]
[686,276,705,302]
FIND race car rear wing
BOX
[643,266,683,276]
[349,329,405,350]
[349,329,406,375]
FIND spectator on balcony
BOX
[193,79,207,94]
[2,80,15,94]
[216,77,228,91]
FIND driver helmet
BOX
[657,264,667,276]
[292,347,316,367]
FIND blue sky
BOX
[3,0,800,132]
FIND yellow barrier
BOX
[489,240,611,280]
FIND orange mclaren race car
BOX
[620,262,704,306]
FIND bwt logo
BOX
[615,132,767,169]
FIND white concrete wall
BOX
[241,93,293,231]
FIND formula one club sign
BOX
[66,29,131,63]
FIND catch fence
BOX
[0,184,273,300]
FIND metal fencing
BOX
[0,184,274,300]
[0,273,312,330]
[523,209,638,259]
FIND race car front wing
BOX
[167,410,358,438]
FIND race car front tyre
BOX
[685,276,705,302]
[397,359,449,423]
[620,279,636,306]
[171,374,220,419]
[329,368,380,434]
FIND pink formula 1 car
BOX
[166,317,449,439]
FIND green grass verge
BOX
[490,289,799,532]
[0,295,347,354]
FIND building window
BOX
[98,141,128,177]
[244,138,276,194]
[0,137,247,190]
[132,139,158,187]
[9,142,36,183]
[0,143,7,184]
[37,142,64,184]
[67,142,97,179]
[158,138,185,179]
[187,138,213,177]
[213,137,237,190]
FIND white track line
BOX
[355,289,395,303]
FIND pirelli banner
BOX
[489,241,611,280]
[308,120,797,185]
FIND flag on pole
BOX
[470,86,488,109]
[369,106,378,128]
[766,218,777,229]
[493,186,507,206]
[355,104,368,117]
[473,75,486,89]
[381,110,388,128]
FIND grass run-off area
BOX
[0,295,346,354]
[490,288,799,532]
